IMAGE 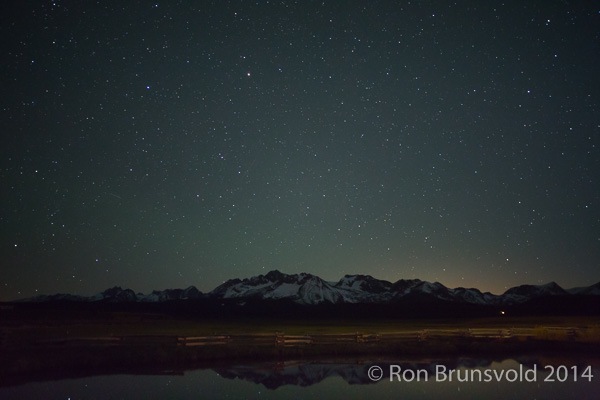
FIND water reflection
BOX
[1,357,599,399]
[214,358,499,388]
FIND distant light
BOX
[500,310,506,315]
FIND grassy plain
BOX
[3,313,600,341]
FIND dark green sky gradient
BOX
[1,1,598,300]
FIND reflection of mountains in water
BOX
[214,358,508,389]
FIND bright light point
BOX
[246,72,251,77]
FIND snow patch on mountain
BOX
[502,282,569,304]
[567,282,600,296]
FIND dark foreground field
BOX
[1,301,599,387]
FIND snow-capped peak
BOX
[210,270,344,304]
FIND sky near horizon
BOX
[1,1,599,300]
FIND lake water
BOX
[1,357,598,399]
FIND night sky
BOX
[1,1,599,301]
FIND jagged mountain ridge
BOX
[18,270,600,306]
[209,271,548,305]
[24,285,203,303]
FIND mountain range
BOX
[20,270,600,307]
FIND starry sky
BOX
[1,1,599,301]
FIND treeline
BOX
[3,294,599,321]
